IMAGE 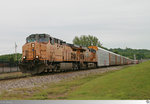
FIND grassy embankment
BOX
[0,61,150,100]
[0,72,30,80]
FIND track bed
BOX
[0,65,132,93]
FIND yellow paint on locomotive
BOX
[88,46,98,51]
[22,42,47,60]
[22,38,98,63]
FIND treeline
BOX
[109,48,150,60]
[0,53,22,63]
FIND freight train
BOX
[19,34,134,74]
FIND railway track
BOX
[0,67,98,81]
[0,65,132,93]
[0,69,92,81]
[0,65,131,81]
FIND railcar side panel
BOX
[121,56,124,65]
[117,55,121,65]
[97,48,109,67]
[109,53,116,65]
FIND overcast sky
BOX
[0,0,150,55]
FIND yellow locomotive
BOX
[19,34,97,74]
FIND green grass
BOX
[0,61,150,100]
[0,71,115,100]
[67,61,150,100]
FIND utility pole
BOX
[134,54,136,64]
[134,54,136,60]
[15,42,17,61]
[15,42,18,71]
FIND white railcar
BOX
[109,52,116,65]
[117,55,121,65]
[96,47,134,67]
[97,48,109,67]
[121,56,124,65]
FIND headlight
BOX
[36,56,39,58]
[31,43,35,48]
[23,56,26,59]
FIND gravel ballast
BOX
[0,66,129,93]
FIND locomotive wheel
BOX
[53,64,60,73]
[85,63,88,70]
[72,63,79,71]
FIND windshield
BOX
[39,38,49,42]
[27,38,36,43]
[38,34,49,42]
[26,34,49,43]
[26,35,36,43]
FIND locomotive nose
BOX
[22,42,38,60]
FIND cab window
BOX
[38,34,49,43]
[50,37,54,45]
[26,35,36,43]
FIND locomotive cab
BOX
[20,34,51,74]
[22,34,50,61]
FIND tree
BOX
[136,53,145,60]
[109,48,150,60]
[73,35,102,47]
[113,50,119,54]
[9,57,15,63]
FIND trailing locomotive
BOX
[19,34,134,74]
